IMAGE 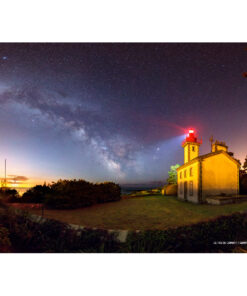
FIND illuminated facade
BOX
[177,130,240,203]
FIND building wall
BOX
[177,161,200,203]
[201,153,239,199]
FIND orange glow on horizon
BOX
[0,176,55,189]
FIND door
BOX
[184,181,188,201]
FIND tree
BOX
[167,164,180,184]
[22,184,52,203]
[0,188,19,203]
[242,48,247,78]
[243,155,247,173]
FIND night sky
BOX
[0,43,246,186]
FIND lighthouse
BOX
[176,128,240,203]
[182,129,202,164]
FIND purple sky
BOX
[0,43,246,185]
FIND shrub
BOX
[1,207,247,252]
[124,213,247,253]
[240,174,247,194]
[0,225,11,252]
[21,184,52,203]
[0,188,20,203]
[95,182,121,203]
[0,209,121,252]
[15,179,121,209]
[47,180,121,209]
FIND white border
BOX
[0,0,246,42]
[1,1,247,295]
[1,254,247,296]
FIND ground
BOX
[27,195,247,230]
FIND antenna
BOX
[209,135,214,152]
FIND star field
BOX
[0,43,246,185]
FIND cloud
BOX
[7,175,29,182]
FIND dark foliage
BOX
[95,182,121,204]
[243,155,247,172]
[21,185,52,203]
[124,213,247,253]
[45,180,121,209]
[1,206,247,252]
[0,209,121,252]
[240,171,247,194]
[0,225,11,252]
[0,188,20,203]
[10,180,121,209]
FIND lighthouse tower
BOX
[182,129,202,164]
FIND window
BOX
[192,146,195,152]
[190,167,193,177]
[184,170,187,178]
[180,171,182,179]
[180,182,183,194]
[189,181,193,196]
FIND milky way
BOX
[0,43,246,185]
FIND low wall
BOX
[14,208,131,243]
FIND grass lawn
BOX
[26,195,247,230]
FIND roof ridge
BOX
[177,150,240,170]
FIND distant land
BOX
[120,181,164,194]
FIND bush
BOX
[0,209,121,252]
[46,180,121,209]
[21,184,52,203]
[15,179,121,209]
[1,207,247,252]
[0,225,11,252]
[124,213,247,253]
[0,188,20,203]
[240,174,247,194]
[95,182,121,204]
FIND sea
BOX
[120,186,159,195]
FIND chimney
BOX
[212,140,228,152]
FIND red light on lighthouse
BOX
[182,128,202,146]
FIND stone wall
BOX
[22,210,131,243]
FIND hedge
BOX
[124,212,247,253]
[1,206,247,252]
[0,225,11,252]
[0,208,121,252]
